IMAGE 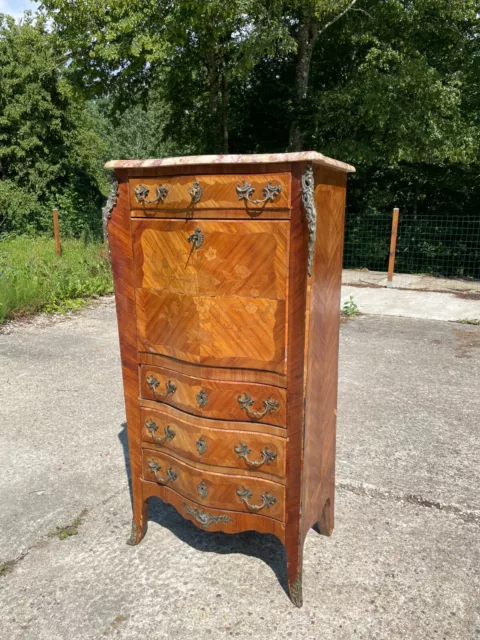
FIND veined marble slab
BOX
[105,151,355,173]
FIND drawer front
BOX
[140,366,287,427]
[140,406,286,479]
[142,482,285,540]
[129,173,290,212]
[136,289,286,373]
[143,449,285,522]
[132,219,288,300]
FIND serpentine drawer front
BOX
[129,173,291,213]
[107,151,353,607]
[140,366,287,428]
[140,405,286,479]
[142,449,285,522]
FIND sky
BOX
[0,0,39,20]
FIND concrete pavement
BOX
[0,298,479,639]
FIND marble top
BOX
[105,151,355,173]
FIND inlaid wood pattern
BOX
[140,365,287,427]
[109,158,351,608]
[129,173,291,211]
[139,353,286,388]
[140,405,286,479]
[143,449,285,521]
[136,289,286,373]
[140,400,287,438]
[132,219,288,300]
[142,481,286,541]
[301,165,347,539]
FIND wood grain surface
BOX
[140,404,286,479]
[140,400,287,438]
[143,448,285,521]
[129,173,291,211]
[301,165,347,539]
[108,172,148,545]
[110,159,350,608]
[132,219,288,300]
[283,162,310,607]
[140,365,287,427]
[136,288,286,373]
[142,480,286,542]
[138,353,287,388]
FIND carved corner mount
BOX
[102,180,118,259]
[301,164,316,276]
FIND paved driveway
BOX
[0,298,479,639]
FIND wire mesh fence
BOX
[343,209,480,290]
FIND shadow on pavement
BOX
[117,421,289,597]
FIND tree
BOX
[0,12,107,235]
[286,0,360,150]
[40,0,290,153]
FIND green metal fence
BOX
[343,209,480,284]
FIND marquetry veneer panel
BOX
[140,404,286,479]
[142,449,285,522]
[140,365,287,428]
[129,173,291,212]
[108,153,352,607]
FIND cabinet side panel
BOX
[302,166,347,538]
[108,172,143,509]
[285,162,309,593]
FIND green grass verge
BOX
[0,236,113,323]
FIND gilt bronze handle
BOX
[145,375,176,398]
[234,442,277,467]
[147,459,177,484]
[236,181,282,205]
[188,180,203,204]
[145,419,175,444]
[183,503,233,528]
[236,486,277,512]
[237,392,280,421]
[134,183,168,204]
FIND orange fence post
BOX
[53,208,62,256]
[387,207,399,288]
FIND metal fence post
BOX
[387,207,399,287]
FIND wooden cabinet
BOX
[106,151,354,607]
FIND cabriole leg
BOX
[127,498,148,546]
[286,536,304,608]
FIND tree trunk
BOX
[221,72,229,154]
[289,17,318,151]
[207,53,220,153]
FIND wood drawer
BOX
[132,219,288,300]
[140,366,287,427]
[143,449,285,522]
[140,405,286,479]
[129,173,290,213]
[142,481,285,540]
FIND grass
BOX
[458,318,480,325]
[0,236,113,323]
[49,509,89,541]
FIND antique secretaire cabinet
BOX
[105,152,354,607]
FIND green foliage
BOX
[341,295,360,318]
[0,236,113,323]
[0,13,107,237]
[0,0,478,286]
